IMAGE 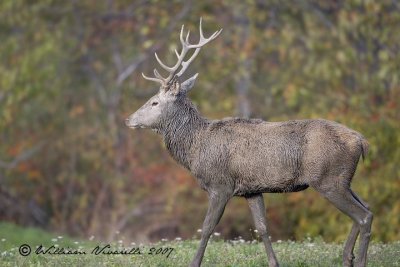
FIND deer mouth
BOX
[125,119,144,129]
[127,123,144,129]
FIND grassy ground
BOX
[1,222,399,266]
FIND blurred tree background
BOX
[0,0,399,243]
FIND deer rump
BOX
[193,118,368,196]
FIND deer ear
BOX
[180,73,198,94]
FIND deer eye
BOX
[151,101,159,106]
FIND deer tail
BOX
[360,137,369,161]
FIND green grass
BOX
[1,222,399,266]
[0,222,80,251]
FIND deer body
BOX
[126,19,372,267]
[159,100,366,196]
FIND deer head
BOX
[125,18,222,130]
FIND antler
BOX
[142,18,222,87]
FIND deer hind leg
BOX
[190,192,230,267]
[246,194,279,267]
[343,190,371,267]
[314,185,373,267]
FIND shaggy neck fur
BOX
[159,97,208,170]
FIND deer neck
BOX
[159,100,207,170]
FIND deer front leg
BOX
[190,192,230,267]
[246,194,279,267]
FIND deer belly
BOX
[233,176,309,196]
[230,158,307,195]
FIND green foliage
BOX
[0,0,399,243]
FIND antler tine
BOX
[174,49,180,58]
[187,29,222,49]
[185,30,191,43]
[154,52,174,72]
[141,72,164,85]
[199,17,204,40]
[179,25,185,46]
[153,69,165,80]
[211,29,223,40]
